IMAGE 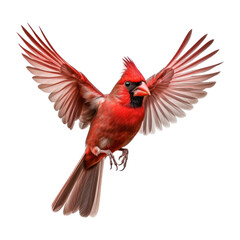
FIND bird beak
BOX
[133,82,150,96]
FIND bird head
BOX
[111,57,150,108]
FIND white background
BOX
[1,0,239,239]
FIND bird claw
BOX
[118,148,129,171]
[94,147,118,170]
[94,147,128,171]
[103,150,118,171]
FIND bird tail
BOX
[52,153,104,217]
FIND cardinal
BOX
[19,25,221,217]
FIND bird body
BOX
[85,95,145,168]
[19,25,221,217]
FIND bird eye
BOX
[125,81,131,87]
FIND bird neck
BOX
[129,92,144,108]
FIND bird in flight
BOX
[19,25,221,217]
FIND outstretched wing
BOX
[19,25,104,129]
[141,30,221,134]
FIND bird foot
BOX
[97,149,118,171]
[118,148,129,171]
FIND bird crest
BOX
[120,57,145,83]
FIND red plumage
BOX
[19,25,221,217]
[120,57,145,83]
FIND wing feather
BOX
[26,66,60,77]
[141,30,221,134]
[19,25,104,129]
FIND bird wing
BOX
[19,25,104,130]
[141,30,221,134]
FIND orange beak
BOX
[133,82,150,97]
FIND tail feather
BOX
[52,153,104,217]
[90,160,104,216]
[52,153,85,212]
[78,164,101,216]
[63,167,87,214]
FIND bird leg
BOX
[118,148,129,171]
[93,147,118,171]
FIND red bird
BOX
[19,25,221,217]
